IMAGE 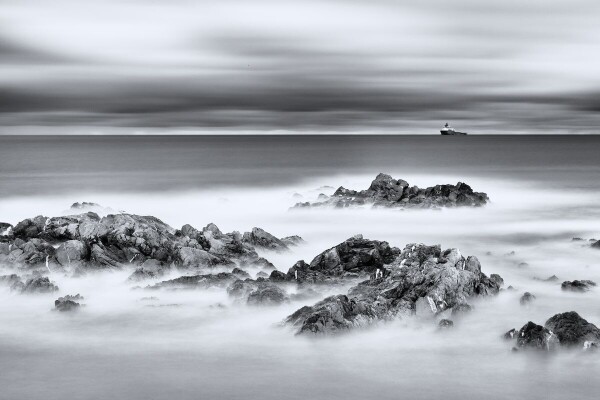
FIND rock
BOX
[293,173,489,209]
[503,328,518,340]
[13,216,48,239]
[231,267,251,279]
[592,240,600,249]
[55,240,89,267]
[255,271,269,279]
[285,235,398,283]
[285,242,502,335]
[280,235,305,247]
[520,292,536,305]
[21,277,59,294]
[0,222,13,238]
[242,228,290,252]
[54,294,84,312]
[148,273,237,290]
[533,275,559,282]
[561,280,596,292]
[515,321,559,351]
[269,270,287,282]
[127,260,168,281]
[227,279,289,305]
[245,257,275,270]
[451,303,473,317]
[438,319,454,329]
[544,312,600,348]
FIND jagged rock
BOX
[561,280,596,292]
[148,272,237,290]
[255,271,269,279]
[231,267,251,279]
[0,222,13,238]
[293,173,489,209]
[534,275,559,282]
[127,260,168,281]
[242,228,290,252]
[13,216,48,239]
[503,328,518,340]
[515,322,559,351]
[520,292,536,305]
[227,279,289,305]
[281,235,398,284]
[438,319,454,329]
[451,303,473,317]
[21,277,59,294]
[56,240,89,267]
[544,312,600,348]
[54,294,84,312]
[281,235,305,247]
[269,270,287,282]
[285,242,501,335]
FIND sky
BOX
[1,0,599,134]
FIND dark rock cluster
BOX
[561,280,596,292]
[293,173,489,209]
[506,311,600,351]
[284,241,502,335]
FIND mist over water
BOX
[1,137,600,399]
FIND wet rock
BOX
[520,292,536,305]
[293,173,489,209]
[54,294,84,312]
[451,303,473,317]
[148,272,237,290]
[561,280,596,292]
[285,242,502,335]
[242,228,290,252]
[533,275,559,282]
[515,321,559,351]
[55,240,89,267]
[13,216,48,239]
[438,319,454,329]
[503,328,518,340]
[544,311,600,348]
[21,277,59,294]
[231,267,251,279]
[127,260,168,281]
[227,279,289,305]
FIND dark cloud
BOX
[0,0,599,133]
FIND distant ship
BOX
[440,123,467,135]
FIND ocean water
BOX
[1,135,600,400]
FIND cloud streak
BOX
[1,0,600,133]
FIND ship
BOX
[440,123,467,135]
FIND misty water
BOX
[1,136,600,399]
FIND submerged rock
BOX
[284,241,501,335]
[227,279,289,305]
[21,277,59,294]
[515,322,559,351]
[293,173,489,209]
[561,280,596,292]
[438,319,454,329]
[520,292,536,305]
[54,294,84,312]
[533,275,559,282]
[544,312,600,348]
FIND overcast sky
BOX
[1,0,599,133]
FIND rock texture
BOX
[561,280,596,292]
[505,311,600,350]
[293,173,489,209]
[0,207,300,277]
[284,241,502,335]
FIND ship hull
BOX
[440,130,467,135]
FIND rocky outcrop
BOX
[520,292,536,305]
[147,272,238,290]
[544,312,600,347]
[274,235,398,284]
[54,294,84,312]
[284,241,502,335]
[21,277,59,294]
[505,311,600,351]
[241,228,303,252]
[0,208,299,275]
[227,279,289,305]
[514,322,559,351]
[561,280,596,292]
[293,173,489,209]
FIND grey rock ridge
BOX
[293,173,489,209]
[284,241,502,335]
[506,311,600,351]
[561,280,596,292]
[0,208,303,277]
